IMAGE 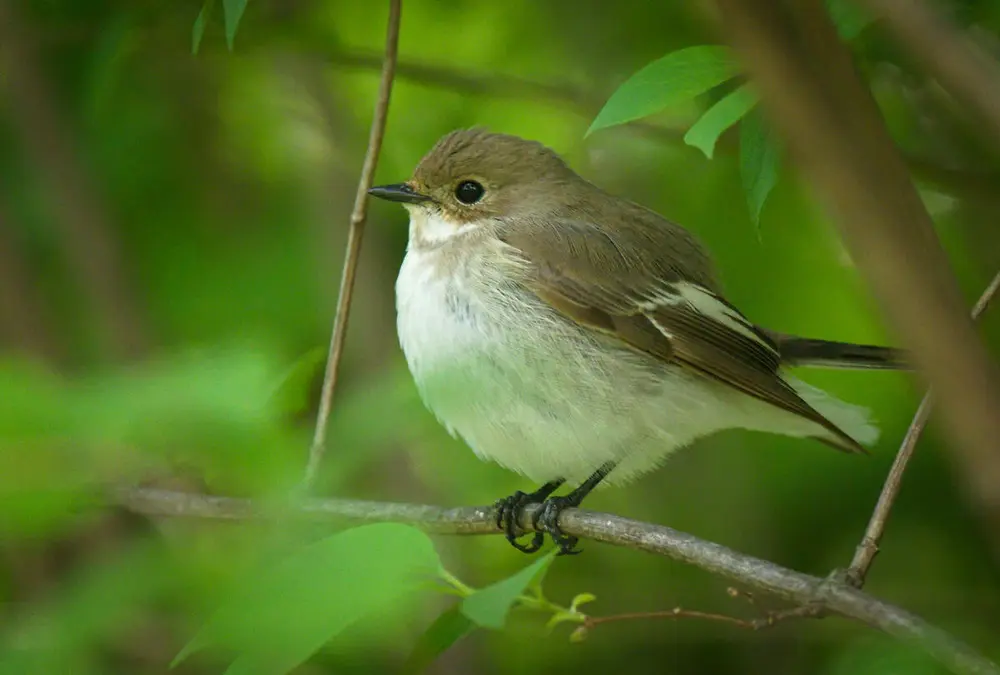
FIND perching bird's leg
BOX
[534,462,616,555]
[494,479,564,553]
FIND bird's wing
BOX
[498,217,863,453]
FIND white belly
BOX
[395,243,755,486]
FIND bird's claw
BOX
[495,491,545,553]
[535,496,582,555]
[494,492,581,555]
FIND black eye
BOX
[455,180,485,204]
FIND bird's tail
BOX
[769,334,909,371]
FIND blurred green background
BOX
[2,1,999,674]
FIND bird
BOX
[368,128,905,555]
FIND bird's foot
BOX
[493,492,583,556]
[494,466,610,555]
[534,496,582,555]
[494,480,564,554]
[494,490,546,553]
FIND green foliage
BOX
[176,538,577,674]
[545,592,596,633]
[191,0,248,53]
[461,550,557,629]
[175,524,440,675]
[827,0,875,40]
[6,1,1000,674]
[590,0,873,224]
[684,84,758,160]
[587,47,739,135]
[192,0,213,54]
[267,346,326,421]
[401,606,475,675]
[0,343,308,519]
[739,110,781,226]
[223,0,249,51]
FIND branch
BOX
[305,0,402,488]
[848,270,1000,585]
[317,48,995,198]
[114,486,998,675]
[860,0,1000,151]
[712,0,1000,528]
[578,601,824,640]
[319,49,685,144]
[327,50,600,111]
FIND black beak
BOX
[367,183,432,204]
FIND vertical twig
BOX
[712,0,1000,515]
[848,270,1000,585]
[304,0,403,488]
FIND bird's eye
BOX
[454,180,485,205]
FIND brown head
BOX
[371,128,719,291]
[369,129,582,230]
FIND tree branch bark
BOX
[848,270,1000,584]
[114,486,998,675]
[711,0,1000,533]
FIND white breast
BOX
[395,231,735,486]
[394,218,877,487]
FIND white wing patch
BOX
[674,282,768,344]
[635,281,778,355]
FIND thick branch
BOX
[115,487,998,675]
[712,0,1000,523]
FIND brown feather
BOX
[500,217,866,454]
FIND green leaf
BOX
[191,0,214,55]
[174,524,440,674]
[222,0,248,51]
[461,550,557,629]
[827,0,874,40]
[739,110,781,227]
[267,346,325,420]
[401,605,476,674]
[588,46,740,135]
[684,84,758,159]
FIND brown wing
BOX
[499,217,864,453]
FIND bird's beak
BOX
[367,183,432,204]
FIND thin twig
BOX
[848,270,1000,585]
[304,0,402,488]
[320,49,685,144]
[859,0,1000,151]
[323,48,992,197]
[114,486,998,675]
[582,607,766,631]
[327,50,601,111]
[579,602,820,638]
[714,0,1000,530]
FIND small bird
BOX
[369,129,904,555]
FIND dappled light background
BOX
[2,1,1000,674]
